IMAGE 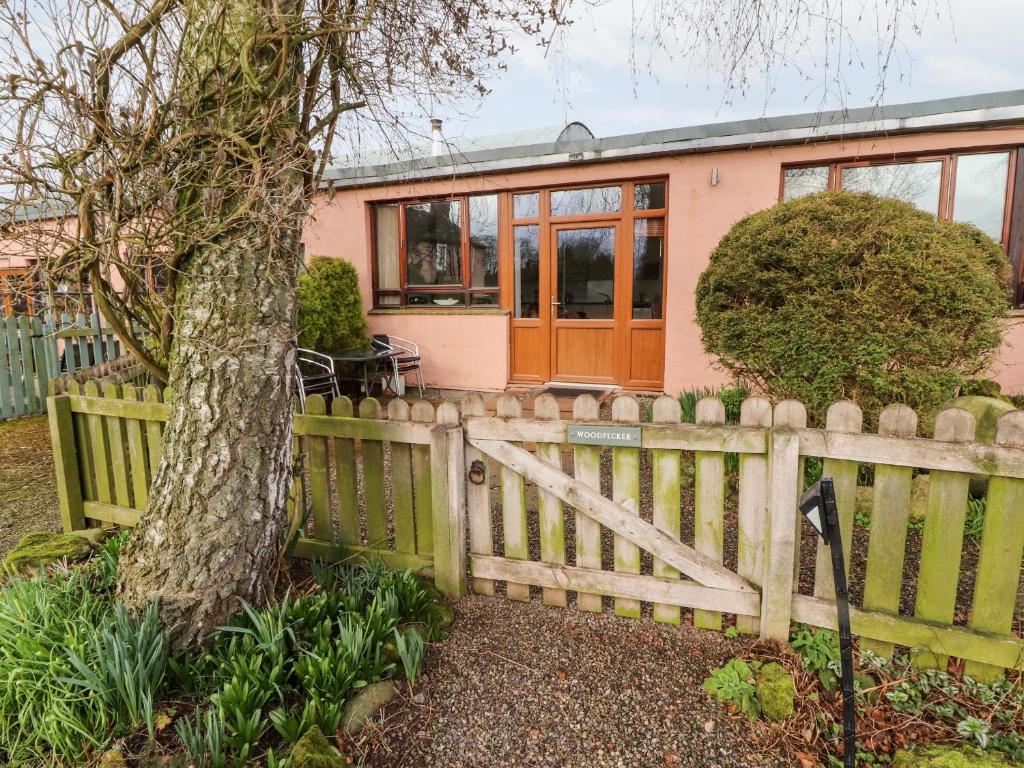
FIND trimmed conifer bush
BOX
[297,257,369,352]
[695,191,1009,424]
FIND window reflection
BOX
[633,218,664,319]
[953,153,1010,241]
[556,227,616,319]
[513,192,539,219]
[782,166,829,200]
[634,182,666,210]
[513,225,540,319]
[404,201,462,285]
[550,186,622,217]
[840,161,943,214]
[469,195,498,287]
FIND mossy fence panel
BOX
[47,385,1024,677]
[47,386,463,591]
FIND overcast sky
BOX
[428,0,1023,144]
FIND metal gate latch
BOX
[468,459,486,485]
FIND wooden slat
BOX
[775,400,808,591]
[472,556,761,617]
[31,318,50,413]
[469,436,755,593]
[83,381,113,526]
[69,395,169,421]
[861,405,918,661]
[332,396,360,546]
[102,383,132,511]
[0,319,12,418]
[694,397,726,629]
[913,408,974,670]
[83,500,139,527]
[573,394,603,613]
[359,398,388,550]
[47,395,85,531]
[431,405,466,598]
[736,397,772,634]
[463,417,767,454]
[612,396,642,618]
[143,385,164,480]
[304,395,333,541]
[652,395,682,624]
[792,594,1023,671]
[411,400,435,556]
[6,317,24,416]
[497,394,530,601]
[387,399,417,555]
[121,385,150,512]
[759,401,805,640]
[294,413,433,443]
[18,316,37,413]
[797,428,1024,479]
[89,312,103,364]
[69,381,96,503]
[813,401,863,601]
[291,538,433,575]
[965,412,1024,682]
[462,392,494,595]
[535,394,567,607]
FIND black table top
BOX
[328,346,396,363]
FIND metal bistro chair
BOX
[294,348,340,411]
[372,334,424,398]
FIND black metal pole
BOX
[819,478,857,768]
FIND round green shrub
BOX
[297,257,369,353]
[695,191,1009,425]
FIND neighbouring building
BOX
[304,89,1024,395]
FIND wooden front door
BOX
[549,222,620,384]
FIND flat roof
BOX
[323,89,1024,190]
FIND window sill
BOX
[369,307,510,316]
[1009,308,1024,318]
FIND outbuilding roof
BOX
[322,89,1024,190]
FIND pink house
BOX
[303,90,1024,396]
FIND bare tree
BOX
[0,0,564,648]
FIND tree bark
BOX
[117,0,305,649]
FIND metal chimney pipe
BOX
[430,118,444,156]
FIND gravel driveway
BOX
[367,594,794,768]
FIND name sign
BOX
[567,424,642,447]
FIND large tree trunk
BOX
[117,0,305,648]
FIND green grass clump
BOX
[0,532,169,766]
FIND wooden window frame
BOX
[780,146,1022,305]
[371,194,501,308]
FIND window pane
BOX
[782,166,829,200]
[375,293,401,307]
[405,200,462,285]
[374,203,400,291]
[556,227,616,319]
[550,186,622,216]
[470,292,499,306]
[513,225,540,319]
[513,193,539,219]
[469,195,499,287]
[406,292,465,307]
[953,152,1010,240]
[840,161,943,214]
[634,182,666,210]
[633,218,664,319]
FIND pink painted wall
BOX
[303,125,1024,394]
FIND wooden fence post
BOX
[652,394,683,625]
[694,396,726,629]
[47,394,85,531]
[965,411,1024,682]
[431,401,465,599]
[387,398,417,555]
[535,393,567,607]
[461,392,494,595]
[760,400,805,641]
[736,396,772,634]
[573,394,603,613]
[497,394,530,601]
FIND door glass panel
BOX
[404,200,462,285]
[633,218,664,319]
[469,195,498,287]
[513,225,540,319]
[953,152,1010,240]
[840,161,943,214]
[782,166,829,200]
[556,227,616,319]
[550,186,622,217]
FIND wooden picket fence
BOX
[1,312,122,420]
[48,387,1024,681]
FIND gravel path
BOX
[0,415,60,559]
[366,594,793,768]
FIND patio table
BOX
[328,346,397,399]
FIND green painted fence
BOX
[1,312,122,421]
